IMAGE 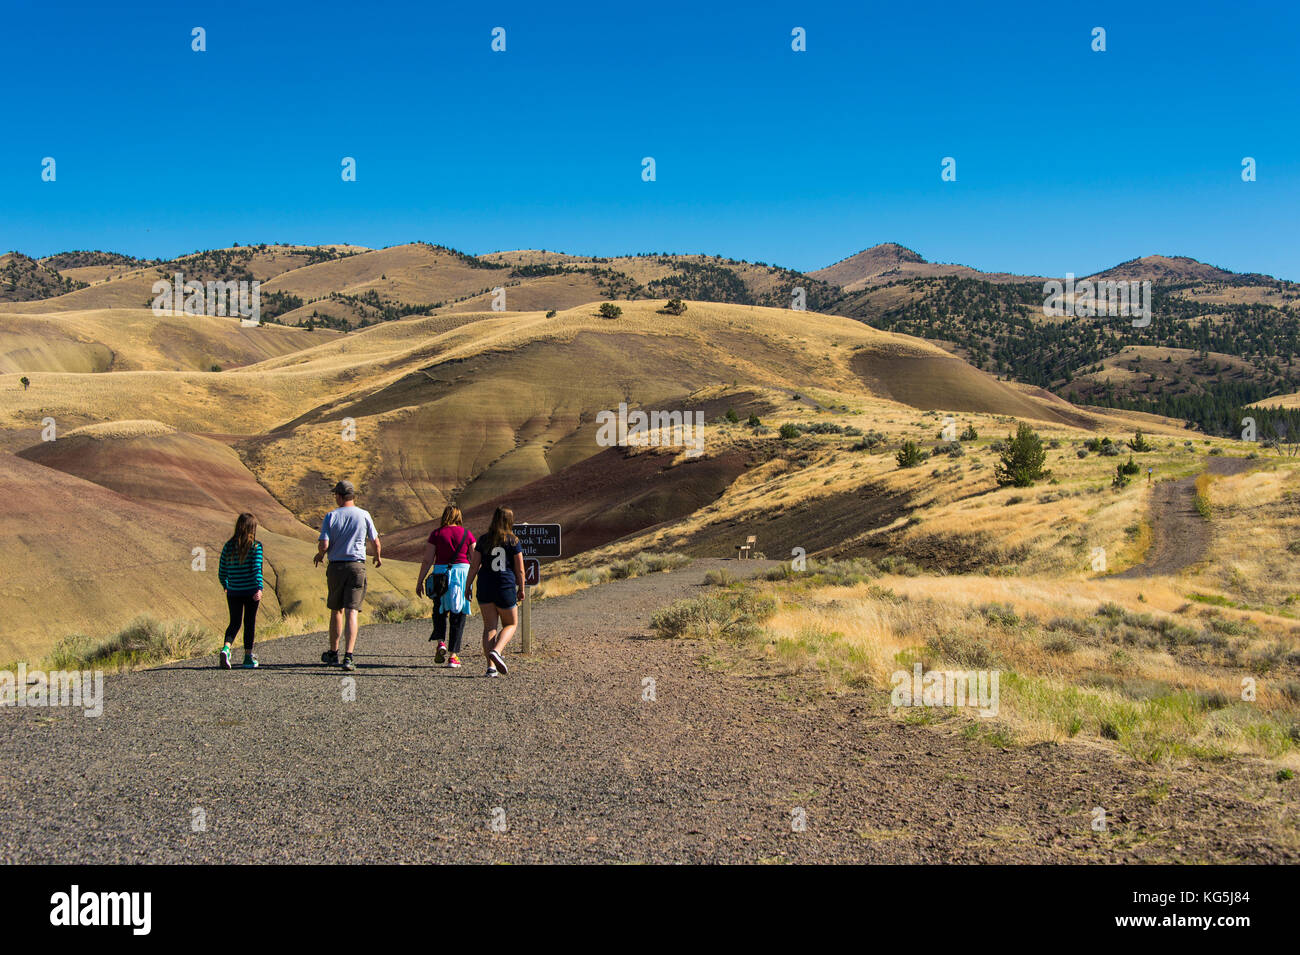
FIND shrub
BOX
[926,631,998,668]
[851,430,886,451]
[597,302,622,319]
[896,440,928,469]
[649,590,778,640]
[370,592,424,623]
[994,423,1049,487]
[1042,633,1077,654]
[779,423,800,440]
[1129,430,1154,452]
[608,551,691,579]
[762,558,879,586]
[747,413,761,427]
[545,309,557,318]
[48,616,211,670]
[724,407,739,424]
[977,602,1020,627]
[661,298,687,316]
[959,424,978,441]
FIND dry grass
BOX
[738,573,1300,766]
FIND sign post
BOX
[514,524,560,654]
[521,558,540,653]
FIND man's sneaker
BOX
[341,654,356,672]
[321,650,339,666]
[488,650,508,675]
[448,654,461,669]
[434,642,447,664]
[241,654,259,669]
[219,646,232,670]
[485,666,499,678]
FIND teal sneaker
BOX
[241,653,259,669]
[218,646,232,670]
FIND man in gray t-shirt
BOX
[314,481,382,671]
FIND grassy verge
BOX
[535,551,692,600]
[5,590,429,675]
[649,558,1300,766]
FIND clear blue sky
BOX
[2,0,1297,279]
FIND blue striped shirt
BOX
[219,539,263,592]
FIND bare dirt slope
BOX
[1,561,1291,864]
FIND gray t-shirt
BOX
[319,505,379,562]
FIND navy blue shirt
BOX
[475,536,522,590]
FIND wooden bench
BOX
[735,535,757,560]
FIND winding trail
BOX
[1113,456,1254,579]
[1,559,1292,863]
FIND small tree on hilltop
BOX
[20,376,30,391]
[598,302,622,319]
[661,298,687,316]
[995,423,1049,487]
[1129,430,1154,452]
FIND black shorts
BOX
[327,561,367,611]
[477,577,518,609]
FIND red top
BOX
[428,524,475,564]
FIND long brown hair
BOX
[231,512,258,562]
[482,506,517,550]
[439,505,463,528]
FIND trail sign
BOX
[523,558,540,586]
[515,523,561,558]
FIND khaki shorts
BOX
[326,561,367,611]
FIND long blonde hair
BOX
[231,512,258,562]
[440,505,463,528]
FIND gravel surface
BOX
[1114,456,1255,578]
[1,559,1294,863]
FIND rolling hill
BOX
[1,283,1159,660]
[4,239,1298,664]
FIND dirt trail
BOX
[0,559,1292,863]
[1113,456,1254,579]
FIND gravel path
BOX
[1,559,1293,863]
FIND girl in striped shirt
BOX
[218,512,264,669]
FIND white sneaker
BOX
[488,650,508,675]
[485,666,499,678]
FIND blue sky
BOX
[2,0,1297,278]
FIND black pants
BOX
[224,591,259,653]
[432,611,466,654]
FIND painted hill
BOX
[3,290,1164,659]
